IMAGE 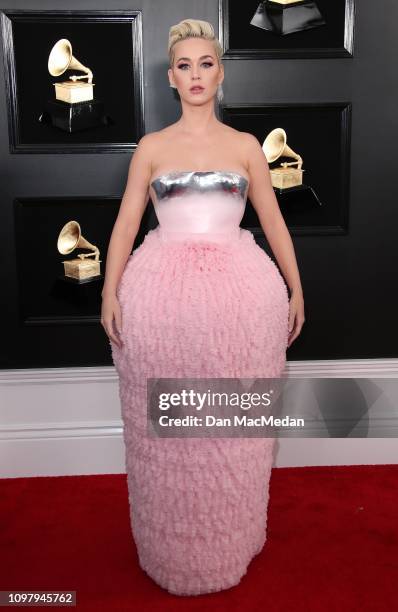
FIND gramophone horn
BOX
[48,39,93,83]
[262,127,302,168]
[57,220,97,256]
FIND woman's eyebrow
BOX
[176,54,214,61]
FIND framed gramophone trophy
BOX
[219,0,355,58]
[39,38,110,133]
[250,1,326,36]
[220,102,351,236]
[262,127,321,209]
[263,128,304,189]
[57,220,102,284]
[0,9,144,153]
[13,195,127,326]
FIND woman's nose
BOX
[191,65,200,79]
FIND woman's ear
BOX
[168,67,175,88]
[218,63,225,86]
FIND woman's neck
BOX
[175,103,221,135]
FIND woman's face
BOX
[168,37,223,104]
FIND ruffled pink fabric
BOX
[111,226,289,595]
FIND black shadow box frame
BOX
[1,9,144,153]
[13,196,154,326]
[221,102,351,236]
[219,0,355,58]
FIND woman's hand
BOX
[101,292,123,348]
[287,290,305,347]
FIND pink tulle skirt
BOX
[110,226,289,596]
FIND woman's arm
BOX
[101,133,154,347]
[244,132,305,346]
[101,133,154,299]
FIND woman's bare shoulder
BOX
[135,127,178,177]
[230,126,258,145]
[133,130,163,163]
[137,129,161,147]
[141,124,178,143]
[219,124,258,147]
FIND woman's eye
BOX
[177,62,214,70]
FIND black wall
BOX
[1,0,397,369]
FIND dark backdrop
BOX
[1,0,397,368]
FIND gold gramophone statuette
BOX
[262,128,304,190]
[48,38,94,104]
[57,220,101,282]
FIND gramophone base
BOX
[39,99,110,133]
[50,275,103,313]
[58,274,104,285]
[62,257,102,282]
[274,183,322,211]
[250,0,326,35]
[270,167,304,189]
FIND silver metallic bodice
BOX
[150,170,249,201]
[150,170,249,241]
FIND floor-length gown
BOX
[110,170,289,596]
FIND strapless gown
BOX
[110,170,289,596]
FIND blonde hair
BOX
[168,18,223,67]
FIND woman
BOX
[101,18,305,596]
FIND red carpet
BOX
[1,465,397,611]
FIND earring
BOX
[216,83,224,103]
[170,83,177,88]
